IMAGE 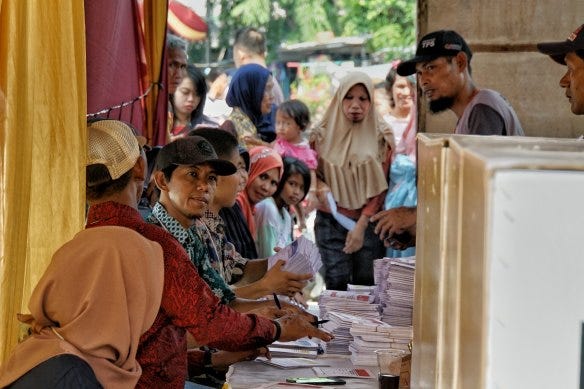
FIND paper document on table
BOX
[256,357,330,369]
[326,192,356,231]
[267,236,322,275]
[312,366,376,379]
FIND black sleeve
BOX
[467,104,506,136]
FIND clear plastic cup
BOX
[375,349,407,376]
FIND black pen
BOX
[273,293,282,310]
[312,319,330,327]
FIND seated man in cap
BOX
[537,24,584,115]
[372,29,527,249]
[149,134,314,387]
[149,134,311,305]
[85,119,332,389]
[397,29,525,136]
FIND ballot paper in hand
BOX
[326,192,356,231]
[267,236,322,275]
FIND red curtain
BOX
[85,0,168,145]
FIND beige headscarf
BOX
[311,71,394,210]
[0,226,164,389]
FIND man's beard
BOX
[429,96,455,113]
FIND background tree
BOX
[189,0,415,65]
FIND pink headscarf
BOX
[236,146,283,237]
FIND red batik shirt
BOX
[86,202,275,389]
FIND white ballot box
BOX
[414,134,584,389]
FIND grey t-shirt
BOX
[456,89,524,136]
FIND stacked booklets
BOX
[374,257,415,326]
[349,319,413,366]
[268,338,323,359]
[255,357,330,369]
[319,311,358,355]
[318,290,381,320]
[266,236,322,275]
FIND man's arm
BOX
[160,235,329,351]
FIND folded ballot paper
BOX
[266,236,322,275]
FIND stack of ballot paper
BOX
[374,257,415,326]
[349,319,413,366]
[255,357,330,369]
[318,290,381,320]
[266,236,322,275]
[319,311,358,355]
[347,284,376,293]
[268,338,323,358]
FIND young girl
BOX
[273,100,317,171]
[273,100,318,225]
[254,157,311,257]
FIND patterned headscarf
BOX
[236,146,283,237]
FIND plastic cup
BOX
[375,349,407,376]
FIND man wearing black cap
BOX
[149,136,307,313]
[397,29,524,136]
[85,121,332,388]
[372,30,525,251]
[149,136,321,382]
[537,24,584,115]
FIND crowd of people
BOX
[1,21,584,389]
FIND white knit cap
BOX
[87,120,146,182]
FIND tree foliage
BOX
[190,0,415,64]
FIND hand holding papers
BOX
[263,260,313,297]
[267,236,322,276]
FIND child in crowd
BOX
[255,156,311,257]
[272,100,318,229]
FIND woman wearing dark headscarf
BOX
[225,64,274,148]
[0,226,164,389]
[310,71,395,291]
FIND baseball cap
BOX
[87,119,147,184]
[537,24,584,65]
[397,30,473,76]
[156,136,237,175]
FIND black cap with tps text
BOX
[156,135,237,175]
[537,24,584,65]
[397,30,473,76]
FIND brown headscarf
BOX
[0,226,164,389]
[310,71,393,210]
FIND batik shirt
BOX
[200,210,249,284]
[148,202,236,304]
[85,201,275,389]
[228,107,258,146]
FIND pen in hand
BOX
[273,293,282,310]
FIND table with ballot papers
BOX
[226,251,416,388]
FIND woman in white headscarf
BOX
[309,71,394,291]
[0,226,164,389]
